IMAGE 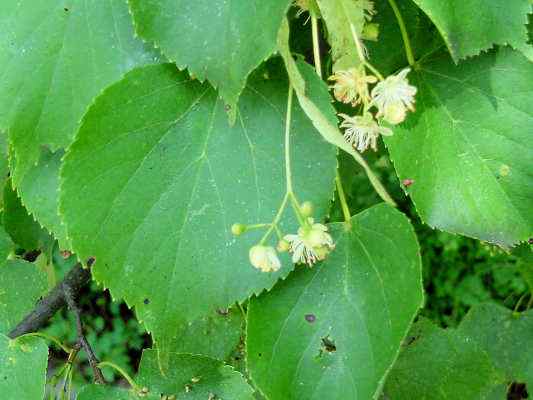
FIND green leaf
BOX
[60,63,337,358]
[383,318,504,399]
[14,149,68,248]
[3,181,50,251]
[247,204,423,399]
[0,259,48,334]
[385,48,533,247]
[78,385,158,400]
[515,243,533,292]
[0,225,14,262]
[0,335,49,400]
[315,0,366,70]
[458,303,533,388]
[137,350,255,399]
[365,0,444,75]
[410,0,532,61]
[0,0,160,186]
[129,0,291,108]
[168,307,243,361]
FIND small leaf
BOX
[137,350,255,399]
[0,225,14,262]
[383,318,504,399]
[247,204,423,399]
[129,0,291,108]
[385,48,533,246]
[0,259,48,334]
[410,0,532,61]
[0,0,160,186]
[3,181,50,251]
[14,148,68,248]
[0,335,49,400]
[77,385,158,400]
[60,63,337,358]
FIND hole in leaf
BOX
[143,298,150,305]
[87,257,96,267]
[508,382,528,400]
[321,336,336,353]
[305,314,316,323]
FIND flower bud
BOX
[277,239,290,252]
[249,245,281,272]
[231,223,246,236]
[300,201,313,217]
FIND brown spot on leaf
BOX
[305,314,316,323]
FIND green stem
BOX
[310,12,322,78]
[260,193,289,244]
[336,170,351,223]
[285,87,294,193]
[387,0,415,66]
[98,361,141,392]
[348,23,384,80]
[18,332,71,353]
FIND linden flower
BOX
[339,113,392,152]
[371,68,417,125]
[284,219,335,266]
[249,245,281,273]
[329,68,377,106]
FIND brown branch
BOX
[8,261,106,384]
[8,263,91,338]
[63,284,106,384]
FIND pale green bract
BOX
[315,0,366,71]
[247,204,423,399]
[385,48,533,247]
[60,63,337,359]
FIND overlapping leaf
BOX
[129,0,291,108]
[60,63,337,357]
[459,303,533,388]
[0,259,47,334]
[384,303,533,398]
[247,204,423,399]
[3,181,50,251]
[137,350,254,399]
[14,149,68,247]
[385,48,533,247]
[411,0,532,61]
[0,0,159,184]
